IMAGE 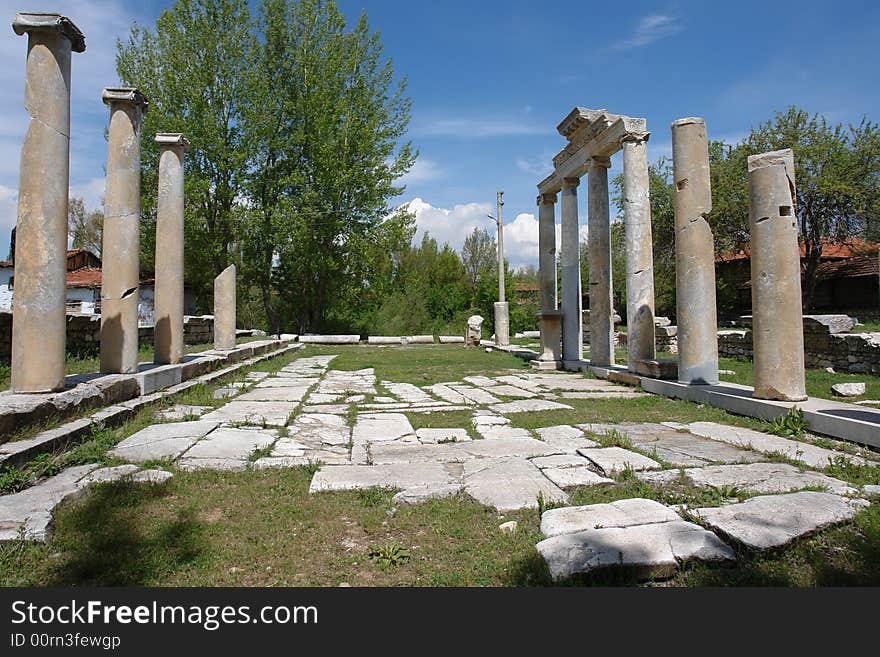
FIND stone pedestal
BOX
[214,264,237,351]
[466,315,483,348]
[100,88,147,374]
[560,177,582,364]
[671,117,718,385]
[748,149,807,401]
[10,13,85,393]
[494,301,510,347]
[622,134,656,370]
[153,133,190,365]
[588,157,614,367]
[532,310,562,370]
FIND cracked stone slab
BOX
[535,425,600,452]
[463,457,567,511]
[108,421,219,463]
[254,452,350,469]
[530,454,591,469]
[560,391,650,399]
[487,385,537,399]
[352,413,415,443]
[255,377,319,388]
[472,414,511,427]
[490,399,572,414]
[178,427,275,465]
[462,376,499,387]
[234,386,311,402]
[536,520,735,581]
[686,422,867,469]
[309,462,458,493]
[577,447,662,474]
[541,498,683,537]
[289,413,351,446]
[425,384,474,405]
[637,462,858,496]
[614,427,765,467]
[307,393,341,404]
[542,467,615,489]
[475,425,533,440]
[493,375,546,391]
[155,404,212,421]
[451,386,502,405]
[416,428,471,443]
[525,375,621,392]
[692,491,868,550]
[381,381,435,403]
[301,404,349,414]
[459,437,561,459]
[201,401,297,427]
[369,442,470,464]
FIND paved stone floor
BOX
[2,352,879,580]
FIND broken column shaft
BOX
[10,13,86,393]
[748,148,806,401]
[672,117,718,385]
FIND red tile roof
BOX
[718,237,878,263]
[66,267,103,288]
[738,255,878,288]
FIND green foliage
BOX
[767,406,809,438]
[367,541,410,568]
[0,467,30,494]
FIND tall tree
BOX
[242,0,415,333]
[68,197,104,257]
[709,107,880,310]
[460,226,495,290]
[116,0,255,306]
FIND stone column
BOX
[622,134,656,369]
[748,149,806,401]
[537,193,558,311]
[588,157,614,367]
[213,264,236,351]
[100,88,147,374]
[671,117,718,385]
[494,302,509,347]
[153,133,190,365]
[10,13,86,393]
[559,177,582,364]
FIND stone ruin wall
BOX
[0,311,214,361]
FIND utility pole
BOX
[488,191,510,347]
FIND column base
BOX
[530,359,561,371]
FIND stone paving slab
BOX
[493,375,545,392]
[692,491,869,550]
[155,404,212,421]
[542,467,615,489]
[560,391,651,400]
[474,425,533,440]
[256,377,319,388]
[369,442,470,464]
[416,428,471,443]
[301,404,349,414]
[637,462,858,496]
[459,437,561,459]
[382,381,435,403]
[352,413,415,443]
[463,457,567,511]
[530,454,591,469]
[471,414,511,427]
[424,384,474,405]
[450,386,502,405]
[0,464,172,541]
[577,447,662,474]
[177,427,276,470]
[254,452,351,468]
[686,422,867,469]
[109,421,219,463]
[310,462,458,493]
[534,425,600,452]
[201,401,297,427]
[536,519,735,581]
[487,385,537,398]
[289,413,351,446]
[541,498,684,537]
[462,376,499,387]
[235,386,311,402]
[490,399,572,414]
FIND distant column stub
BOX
[12,12,86,52]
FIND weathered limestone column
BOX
[559,177,582,364]
[10,13,86,393]
[213,264,236,351]
[100,88,147,374]
[494,302,510,347]
[672,117,718,385]
[748,149,806,401]
[537,192,558,311]
[153,133,190,365]
[587,157,614,367]
[621,133,656,369]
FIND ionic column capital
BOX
[561,176,580,189]
[537,192,557,206]
[103,87,149,113]
[589,156,612,170]
[12,12,86,52]
[620,131,650,146]
[155,133,191,151]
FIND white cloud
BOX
[402,199,589,271]
[417,118,546,138]
[608,14,683,52]
[69,176,106,212]
[398,158,444,185]
[515,155,553,179]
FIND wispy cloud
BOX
[607,14,683,52]
[398,157,445,185]
[417,118,546,138]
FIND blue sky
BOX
[1,0,878,267]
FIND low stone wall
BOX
[0,311,215,361]
[717,315,880,374]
